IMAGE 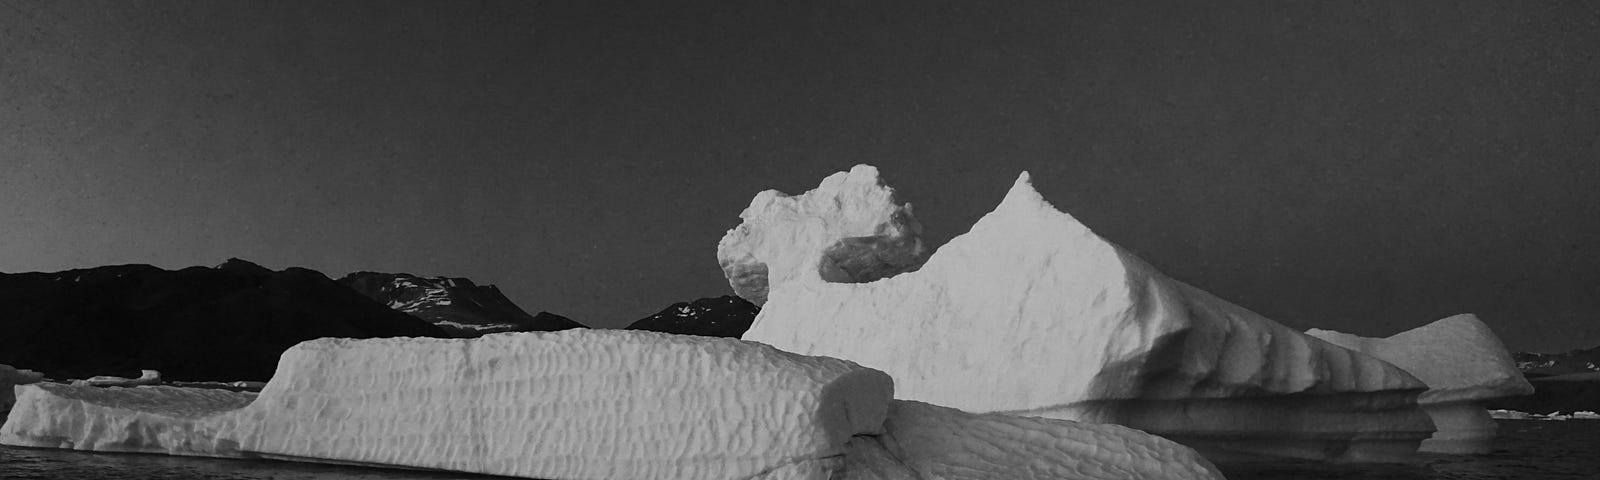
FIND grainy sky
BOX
[2,1,1597,351]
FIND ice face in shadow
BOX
[740,167,1436,462]
[841,400,1225,480]
[2,330,894,480]
[718,165,929,306]
[1308,314,1534,454]
[1,364,44,420]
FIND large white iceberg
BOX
[842,401,1224,480]
[1308,314,1534,453]
[736,167,1435,462]
[3,329,894,480]
[717,165,929,306]
[2,330,1226,479]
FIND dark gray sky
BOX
[3,1,1597,351]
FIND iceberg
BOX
[717,165,929,306]
[3,384,258,457]
[737,167,1435,462]
[841,400,1224,480]
[2,330,1225,479]
[3,329,894,480]
[1308,314,1534,453]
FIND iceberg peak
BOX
[741,166,1434,462]
[996,170,1046,212]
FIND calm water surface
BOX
[2,420,1595,479]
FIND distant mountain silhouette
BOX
[625,295,758,338]
[338,271,584,337]
[1513,348,1600,377]
[1487,372,1600,414]
[0,259,447,381]
[1488,346,1600,413]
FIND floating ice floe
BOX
[732,166,1436,462]
[1487,409,1531,420]
[1308,314,1534,454]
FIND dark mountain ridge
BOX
[0,259,447,381]
[338,271,584,337]
[625,295,758,338]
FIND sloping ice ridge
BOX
[1308,314,1534,453]
[735,166,1437,462]
[3,330,894,480]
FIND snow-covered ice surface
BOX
[718,165,929,306]
[740,167,1435,462]
[841,400,1224,480]
[1309,314,1534,454]
[2,329,894,480]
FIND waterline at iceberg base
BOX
[1309,314,1534,454]
[0,329,1223,480]
[727,166,1446,463]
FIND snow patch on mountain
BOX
[338,272,583,337]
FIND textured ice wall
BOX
[1308,314,1533,453]
[741,168,1435,462]
[841,400,1225,480]
[2,330,894,480]
[718,165,928,305]
[1,384,256,456]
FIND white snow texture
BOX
[739,166,1437,461]
[717,165,929,306]
[1308,314,1534,453]
[2,330,894,480]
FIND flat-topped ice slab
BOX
[1309,314,1534,453]
[739,168,1435,462]
[2,330,894,480]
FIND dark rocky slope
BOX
[1488,346,1600,413]
[625,295,758,338]
[0,259,447,381]
[338,272,584,337]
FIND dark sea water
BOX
[2,420,1595,479]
